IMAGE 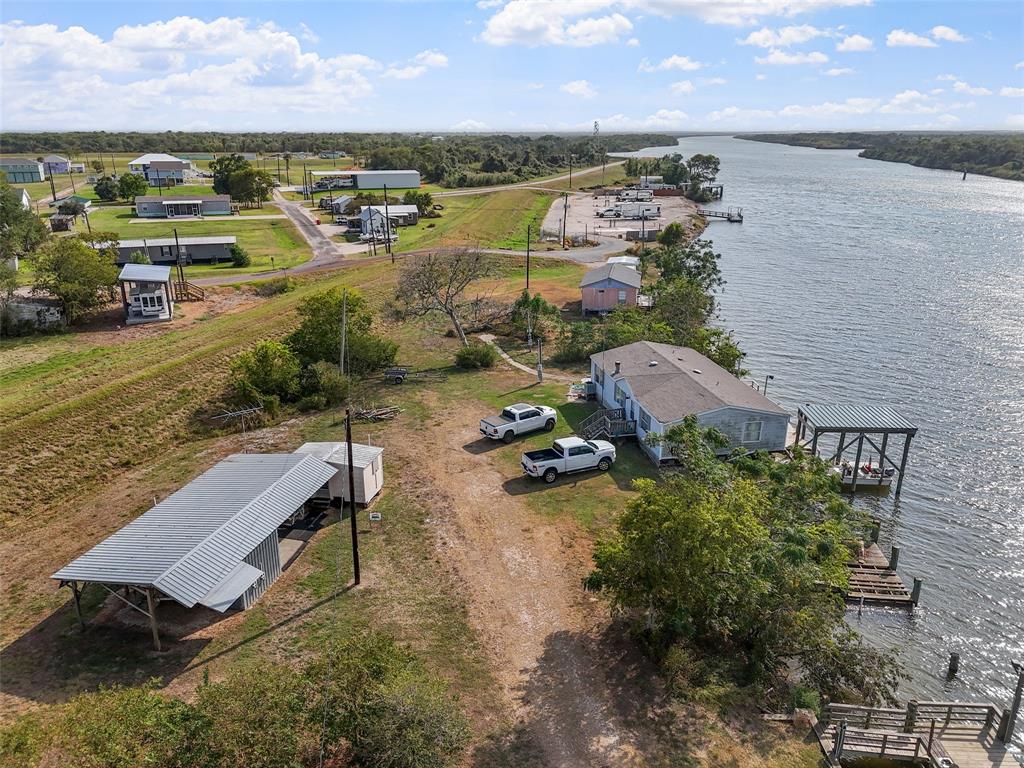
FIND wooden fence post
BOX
[903,700,919,733]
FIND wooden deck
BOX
[846,542,915,607]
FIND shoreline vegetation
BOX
[737,131,1024,181]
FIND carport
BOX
[52,453,337,650]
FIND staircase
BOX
[173,281,206,301]
[579,408,637,440]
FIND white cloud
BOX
[936,73,958,81]
[781,97,881,116]
[1017,61,1024,70]
[635,0,870,27]
[638,54,705,72]
[703,77,728,85]
[935,113,959,125]
[413,49,449,68]
[670,79,695,94]
[953,81,992,96]
[476,0,504,8]
[560,79,597,98]
[756,73,767,80]
[755,49,828,65]
[823,67,855,76]
[706,105,776,123]
[480,3,632,47]
[738,24,825,48]
[451,118,490,130]
[298,22,319,44]
[836,33,873,51]
[596,109,689,129]
[930,25,967,42]
[999,86,1024,97]
[930,88,945,95]
[383,65,427,80]
[626,37,640,46]
[383,48,448,79]
[525,82,545,89]
[886,29,938,48]
[0,18,381,129]
[878,90,942,114]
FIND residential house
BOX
[127,153,194,186]
[0,158,46,183]
[106,235,237,265]
[589,341,790,463]
[579,263,642,315]
[42,155,71,175]
[134,195,232,218]
[117,263,174,324]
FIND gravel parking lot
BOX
[541,191,700,243]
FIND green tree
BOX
[0,182,48,263]
[93,175,118,202]
[396,249,493,346]
[684,326,747,376]
[686,153,721,185]
[117,172,148,201]
[31,237,118,323]
[128,250,151,265]
[651,277,713,335]
[508,289,560,341]
[89,159,105,173]
[227,167,274,207]
[656,221,687,248]
[287,288,397,374]
[402,189,434,214]
[230,340,301,402]
[209,153,251,195]
[57,198,87,217]
[652,238,724,295]
[229,243,251,267]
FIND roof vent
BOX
[692,368,703,375]
[649,360,658,367]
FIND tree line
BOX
[741,132,1024,181]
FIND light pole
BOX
[1006,660,1023,743]
[763,374,775,396]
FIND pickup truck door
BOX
[517,409,540,431]
[566,445,596,471]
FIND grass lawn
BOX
[15,176,90,203]
[83,205,310,276]
[75,183,216,203]
[394,188,557,253]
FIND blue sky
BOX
[1,0,1022,132]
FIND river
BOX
[619,136,1024,718]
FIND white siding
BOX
[239,531,282,609]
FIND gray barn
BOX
[135,195,232,218]
[52,453,337,648]
[114,236,237,264]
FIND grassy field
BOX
[79,205,310,276]
[394,188,559,253]
[75,183,217,203]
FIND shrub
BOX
[287,288,397,374]
[229,243,251,267]
[454,342,498,369]
[252,276,293,296]
[302,361,350,405]
[296,394,328,412]
[230,340,300,402]
[128,249,151,264]
[791,685,822,716]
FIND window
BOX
[593,365,604,385]
[160,245,173,260]
[618,290,627,304]
[639,408,651,431]
[614,383,626,404]
[742,421,764,443]
[520,410,539,419]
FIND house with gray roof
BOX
[580,263,643,315]
[589,341,790,463]
[134,194,232,218]
[42,154,71,175]
[127,153,194,186]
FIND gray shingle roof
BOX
[52,453,337,608]
[592,341,788,423]
[579,263,642,289]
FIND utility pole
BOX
[303,163,309,200]
[110,153,117,176]
[46,164,57,202]
[276,156,281,184]
[67,168,76,193]
[568,153,573,189]
[345,410,361,586]
[525,223,531,291]
[382,183,393,262]
[561,192,569,244]
[339,289,348,375]
[174,228,184,286]
[536,336,543,383]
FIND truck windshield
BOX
[553,443,564,457]
[586,441,599,450]
[500,408,515,420]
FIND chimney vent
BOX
[614,361,621,375]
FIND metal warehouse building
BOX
[311,169,421,190]
[52,453,337,650]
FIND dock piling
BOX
[947,652,960,678]
[911,577,922,606]
[889,545,901,571]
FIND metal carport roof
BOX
[52,453,337,608]
[798,404,918,434]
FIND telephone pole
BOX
[339,289,348,375]
[525,223,531,291]
[345,410,361,586]
[561,192,569,244]
[382,183,393,262]
[46,164,57,202]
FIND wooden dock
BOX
[697,206,743,222]
[846,542,918,607]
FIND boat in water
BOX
[831,460,895,489]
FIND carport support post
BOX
[70,581,85,630]
[851,434,864,492]
[145,588,161,652]
[346,410,361,586]
[895,434,913,498]
[877,432,889,485]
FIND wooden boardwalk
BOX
[846,542,915,607]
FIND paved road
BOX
[433,161,625,198]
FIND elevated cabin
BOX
[0,158,46,183]
[580,263,642,315]
[127,153,194,185]
[590,341,790,463]
[52,453,337,650]
[117,263,174,324]
[293,442,384,506]
[110,235,236,265]
[134,195,232,218]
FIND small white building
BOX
[117,263,174,325]
[293,442,384,505]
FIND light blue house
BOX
[42,155,71,175]
[134,195,232,218]
[588,341,790,463]
[0,158,46,183]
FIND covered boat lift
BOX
[52,453,337,650]
[793,404,918,496]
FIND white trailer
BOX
[293,442,384,505]
[616,189,654,202]
[598,202,661,219]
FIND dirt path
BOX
[412,403,677,767]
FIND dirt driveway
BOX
[415,402,686,767]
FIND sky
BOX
[1,0,1022,133]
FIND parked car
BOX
[521,436,616,483]
[480,403,557,443]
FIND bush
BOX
[287,288,397,374]
[454,342,499,369]
[229,243,251,267]
[791,685,822,716]
[302,361,350,405]
[230,340,300,402]
[252,276,293,296]
[128,249,151,264]
[296,394,328,412]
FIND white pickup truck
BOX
[521,436,616,483]
[479,403,557,443]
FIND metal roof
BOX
[799,404,918,434]
[118,263,171,282]
[117,236,236,248]
[134,195,229,203]
[294,442,384,469]
[128,153,185,165]
[52,454,337,607]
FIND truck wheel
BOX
[597,458,611,472]
[544,419,555,432]
[502,431,514,444]
[543,468,558,484]
[393,375,405,384]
